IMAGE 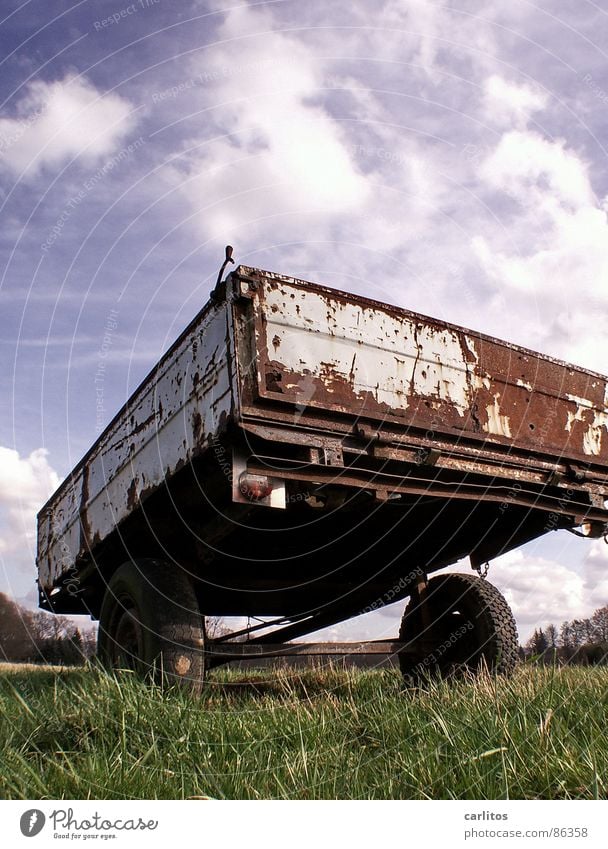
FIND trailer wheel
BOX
[97,559,206,693]
[398,573,518,681]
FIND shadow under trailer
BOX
[37,265,608,690]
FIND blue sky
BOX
[1,0,608,640]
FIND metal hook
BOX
[215,245,235,289]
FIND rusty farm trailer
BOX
[37,265,608,689]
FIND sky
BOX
[1,0,608,642]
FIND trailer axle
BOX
[205,639,422,668]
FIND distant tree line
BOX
[0,592,96,665]
[523,604,608,665]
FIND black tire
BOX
[398,573,518,681]
[97,559,206,693]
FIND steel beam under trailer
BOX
[206,640,424,667]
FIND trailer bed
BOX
[37,266,608,616]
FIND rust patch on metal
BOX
[262,359,482,437]
[265,369,283,393]
[192,410,203,443]
[126,477,139,510]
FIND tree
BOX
[80,628,98,659]
[61,630,84,666]
[29,611,55,641]
[205,617,229,639]
[546,624,558,648]
[582,618,595,644]
[526,628,549,656]
[523,607,608,666]
[560,620,575,652]
[591,606,608,643]
[0,592,99,665]
[570,619,589,648]
[0,593,35,661]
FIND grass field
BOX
[1,662,607,800]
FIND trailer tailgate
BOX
[236,268,608,467]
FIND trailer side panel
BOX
[37,301,235,596]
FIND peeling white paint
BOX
[472,372,492,391]
[483,393,512,438]
[463,335,480,363]
[583,411,608,456]
[566,392,594,408]
[565,408,586,433]
[564,396,608,455]
[261,285,476,415]
[517,379,533,391]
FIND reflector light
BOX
[238,472,274,500]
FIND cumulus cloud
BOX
[480,130,594,210]
[489,549,589,636]
[151,3,570,316]
[472,127,608,371]
[162,6,370,242]
[483,76,547,127]
[0,74,136,177]
[581,539,608,609]
[353,0,501,80]
[0,447,60,599]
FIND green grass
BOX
[1,662,607,799]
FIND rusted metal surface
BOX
[236,267,608,466]
[244,456,608,522]
[240,420,608,490]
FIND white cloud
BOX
[472,129,608,370]
[380,0,444,76]
[0,75,136,177]
[489,549,588,636]
[582,540,608,609]
[480,130,594,209]
[0,447,60,598]
[357,0,501,80]
[473,199,608,302]
[0,447,59,505]
[162,6,370,242]
[483,75,547,127]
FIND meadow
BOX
[1,663,607,800]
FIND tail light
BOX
[238,472,274,501]
[581,521,607,538]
